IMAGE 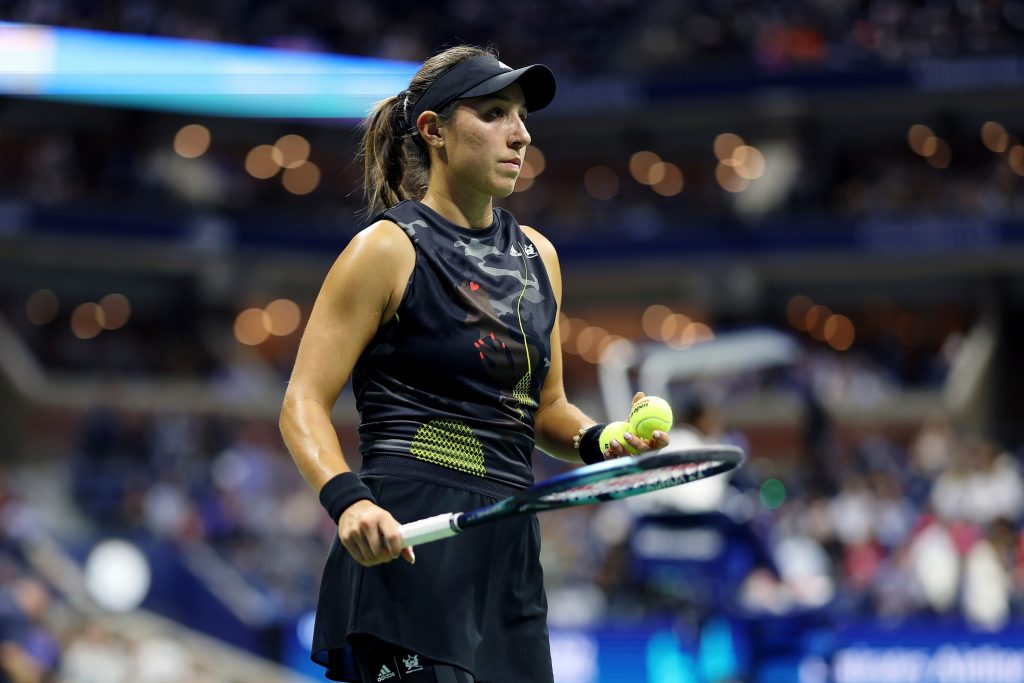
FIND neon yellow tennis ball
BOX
[599,421,639,455]
[629,396,673,440]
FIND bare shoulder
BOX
[343,219,413,264]
[319,218,415,311]
[326,219,413,279]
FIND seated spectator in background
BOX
[0,577,59,683]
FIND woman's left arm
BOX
[523,226,668,463]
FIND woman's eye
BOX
[482,106,527,123]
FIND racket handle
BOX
[399,512,461,548]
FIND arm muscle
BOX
[279,220,414,489]
[524,226,594,463]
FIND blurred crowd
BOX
[68,410,330,619]
[2,118,1023,246]
[2,2,1024,249]
[784,419,1024,627]
[541,403,1024,636]
[6,0,1024,74]
[2,338,1022,676]
[0,470,230,683]
[0,471,57,683]
[4,389,1022,680]
[2,292,221,381]
[0,452,310,683]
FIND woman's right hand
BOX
[338,500,416,566]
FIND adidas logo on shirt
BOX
[377,664,395,681]
[510,242,539,258]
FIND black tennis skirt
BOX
[311,473,554,683]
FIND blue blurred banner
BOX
[546,619,1024,683]
[278,597,1024,683]
[833,619,1024,683]
[0,23,418,118]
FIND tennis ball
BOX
[629,396,673,440]
[599,421,639,455]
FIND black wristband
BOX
[318,472,376,523]
[578,423,607,465]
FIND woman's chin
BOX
[492,179,519,198]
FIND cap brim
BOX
[459,64,556,113]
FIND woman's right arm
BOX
[279,220,415,566]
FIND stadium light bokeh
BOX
[0,23,419,118]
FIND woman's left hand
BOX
[603,392,671,458]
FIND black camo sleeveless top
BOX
[352,200,557,496]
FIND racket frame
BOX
[399,444,744,548]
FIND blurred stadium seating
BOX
[2,3,1024,682]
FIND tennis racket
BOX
[399,444,744,547]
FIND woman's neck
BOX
[421,185,493,229]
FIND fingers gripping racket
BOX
[399,444,745,548]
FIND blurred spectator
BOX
[0,577,60,683]
[59,622,134,683]
[931,434,1024,524]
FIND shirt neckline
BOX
[414,200,500,238]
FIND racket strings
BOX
[539,460,723,504]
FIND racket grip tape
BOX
[399,512,462,548]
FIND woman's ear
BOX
[416,111,445,148]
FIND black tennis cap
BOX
[410,55,556,125]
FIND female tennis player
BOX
[279,44,669,683]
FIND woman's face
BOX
[439,82,532,199]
